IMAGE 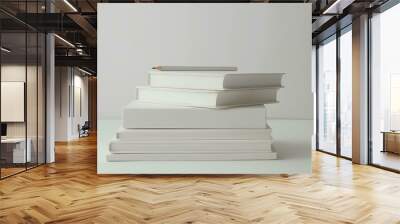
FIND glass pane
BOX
[27,31,38,169]
[1,32,27,177]
[38,33,46,165]
[371,4,400,171]
[318,37,337,154]
[340,29,352,158]
[312,46,317,150]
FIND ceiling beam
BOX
[12,13,83,32]
[322,0,356,14]
[55,55,96,69]
[67,13,97,40]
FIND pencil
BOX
[151,66,238,71]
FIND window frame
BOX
[315,24,353,161]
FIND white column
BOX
[45,0,56,163]
[46,33,55,163]
[352,14,369,164]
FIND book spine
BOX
[107,152,277,161]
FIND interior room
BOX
[0,0,400,223]
[0,25,46,178]
[54,66,92,142]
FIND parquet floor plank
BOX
[1,135,400,223]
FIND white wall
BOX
[98,3,312,121]
[1,65,41,138]
[72,74,89,138]
[55,67,89,141]
[1,64,46,163]
[55,67,70,141]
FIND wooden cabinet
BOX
[382,132,400,154]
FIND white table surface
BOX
[1,137,32,163]
[98,119,312,174]
[1,138,26,143]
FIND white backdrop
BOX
[98,3,312,120]
[97,3,312,174]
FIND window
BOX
[370,3,400,171]
[316,26,353,159]
[317,36,337,154]
[0,1,47,179]
[339,29,352,158]
[390,74,400,130]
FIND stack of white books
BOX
[107,66,284,161]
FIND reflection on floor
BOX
[341,147,352,158]
[0,162,42,179]
[0,135,400,223]
[0,167,25,178]
[373,150,400,171]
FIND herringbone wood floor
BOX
[1,135,400,224]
